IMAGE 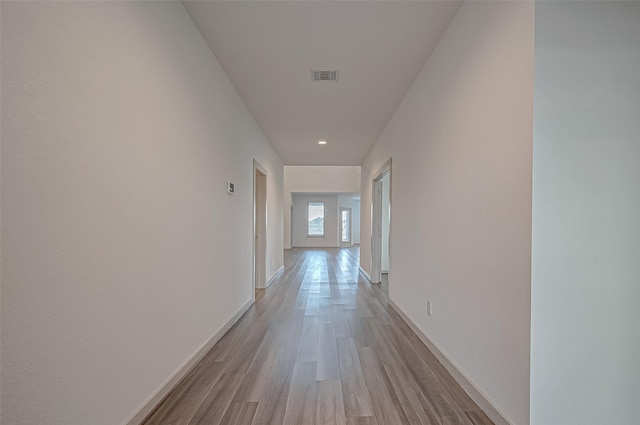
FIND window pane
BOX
[341,210,350,242]
[308,202,324,236]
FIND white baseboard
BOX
[124,298,254,425]
[266,265,284,288]
[387,299,513,425]
[358,266,371,283]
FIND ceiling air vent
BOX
[311,70,339,82]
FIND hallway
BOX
[143,248,493,425]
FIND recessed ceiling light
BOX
[318,140,327,145]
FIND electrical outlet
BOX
[427,299,432,316]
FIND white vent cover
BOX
[311,70,339,82]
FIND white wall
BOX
[292,194,338,248]
[285,166,361,193]
[1,2,284,425]
[531,3,640,425]
[360,3,533,425]
[352,198,361,245]
[284,166,360,249]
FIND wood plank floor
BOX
[142,248,494,425]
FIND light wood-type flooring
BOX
[143,248,494,425]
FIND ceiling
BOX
[183,1,462,165]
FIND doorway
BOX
[339,207,352,247]
[253,160,267,294]
[371,159,391,285]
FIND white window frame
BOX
[307,201,325,237]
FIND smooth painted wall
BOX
[1,2,283,424]
[531,3,640,424]
[292,194,339,248]
[284,166,360,249]
[360,3,533,424]
[352,199,361,245]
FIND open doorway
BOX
[339,207,352,247]
[371,159,391,287]
[253,160,267,295]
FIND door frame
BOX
[253,160,268,298]
[371,158,392,284]
[339,207,353,247]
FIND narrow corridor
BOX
[143,248,492,425]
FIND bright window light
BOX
[308,202,325,236]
